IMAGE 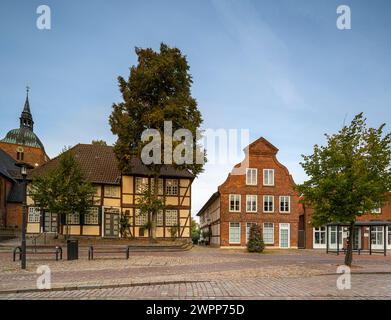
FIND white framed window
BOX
[263,195,274,213]
[229,194,241,212]
[84,207,99,225]
[156,210,164,226]
[263,222,274,244]
[151,178,164,195]
[66,212,80,225]
[229,222,241,244]
[104,185,120,198]
[165,179,178,196]
[246,168,257,185]
[28,207,41,223]
[263,169,275,186]
[371,207,381,214]
[165,209,178,226]
[246,195,257,212]
[246,222,257,243]
[279,196,290,213]
[135,209,148,226]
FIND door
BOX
[104,207,120,237]
[298,215,305,249]
[328,226,344,249]
[43,212,58,233]
[313,227,326,249]
[279,223,290,248]
[371,226,384,250]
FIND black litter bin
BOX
[67,239,79,260]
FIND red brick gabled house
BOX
[198,137,391,250]
[198,137,304,248]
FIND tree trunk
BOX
[344,222,355,266]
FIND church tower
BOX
[0,88,49,167]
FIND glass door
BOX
[279,223,290,248]
[371,226,384,250]
[328,226,343,249]
[353,227,361,250]
[313,227,326,249]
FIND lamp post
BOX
[15,162,34,270]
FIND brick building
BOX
[0,148,25,228]
[198,137,304,248]
[305,200,391,251]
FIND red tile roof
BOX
[29,144,194,184]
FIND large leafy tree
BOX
[109,43,205,240]
[297,113,391,266]
[30,149,96,236]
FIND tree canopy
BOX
[109,43,205,176]
[91,140,108,146]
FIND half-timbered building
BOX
[26,144,193,239]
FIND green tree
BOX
[191,218,201,244]
[109,43,205,241]
[91,140,108,146]
[297,113,391,266]
[30,148,96,237]
[247,224,265,253]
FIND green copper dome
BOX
[1,89,45,150]
[1,127,45,149]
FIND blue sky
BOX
[1,0,390,215]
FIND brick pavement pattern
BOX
[2,274,391,299]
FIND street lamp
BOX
[15,161,34,270]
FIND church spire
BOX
[20,86,34,130]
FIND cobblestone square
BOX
[0,247,390,299]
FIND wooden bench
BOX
[13,245,63,261]
[88,245,130,260]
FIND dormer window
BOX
[16,151,24,161]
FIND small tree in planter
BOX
[247,225,265,253]
[119,214,132,238]
[168,224,179,240]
